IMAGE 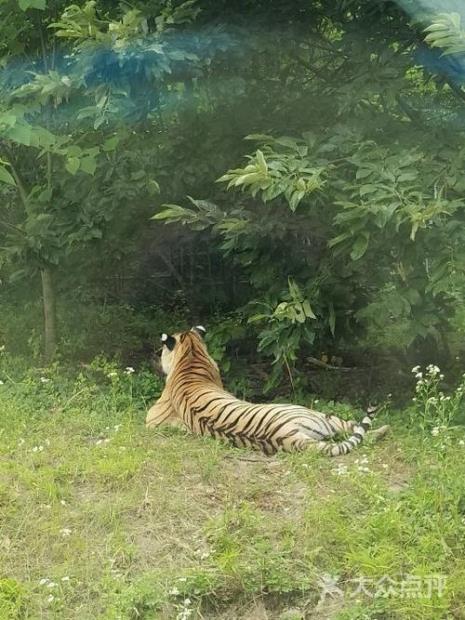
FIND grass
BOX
[1,358,465,619]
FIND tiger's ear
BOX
[191,325,206,338]
[161,333,176,351]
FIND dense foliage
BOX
[2,0,465,396]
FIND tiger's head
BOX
[160,325,209,377]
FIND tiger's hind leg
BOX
[146,395,184,429]
[366,424,390,442]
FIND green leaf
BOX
[245,133,274,142]
[79,156,97,175]
[359,184,379,196]
[6,123,32,146]
[397,172,418,182]
[255,150,268,174]
[274,136,299,150]
[102,136,119,152]
[328,232,352,248]
[18,0,46,10]
[152,205,189,221]
[350,234,369,260]
[356,168,372,180]
[147,179,160,195]
[65,157,80,175]
[288,277,302,301]
[38,188,52,203]
[288,191,302,212]
[9,269,27,282]
[66,145,82,158]
[302,299,317,320]
[328,302,336,337]
[0,165,16,186]
[410,221,419,241]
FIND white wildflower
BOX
[411,365,420,373]
[32,446,44,453]
[125,366,135,375]
[107,371,117,378]
[60,500,66,506]
[169,587,180,596]
[431,427,440,436]
[61,576,70,582]
[0,380,4,385]
[415,372,423,379]
[47,582,57,589]
[40,377,50,383]
[39,578,49,586]
[60,528,72,537]
[47,595,55,604]
[459,440,465,446]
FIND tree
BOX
[0,0,210,361]
[153,1,465,385]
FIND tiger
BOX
[145,326,389,456]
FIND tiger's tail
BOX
[317,406,378,457]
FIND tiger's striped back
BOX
[150,328,378,456]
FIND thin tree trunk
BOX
[41,267,57,363]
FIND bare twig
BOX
[306,356,354,371]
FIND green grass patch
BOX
[1,362,465,618]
